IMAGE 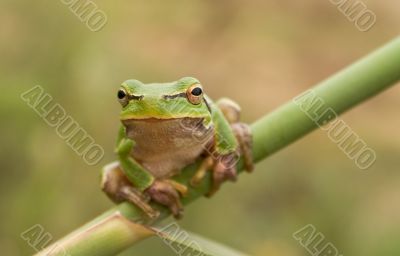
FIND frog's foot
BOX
[232,122,254,172]
[189,153,239,197]
[206,153,239,197]
[190,127,252,196]
[101,162,160,219]
[145,179,185,219]
[190,154,237,192]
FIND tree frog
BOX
[101,77,253,219]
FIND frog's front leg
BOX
[101,162,159,219]
[217,98,254,173]
[102,161,186,219]
[104,131,186,219]
[191,98,253,196]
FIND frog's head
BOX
[117,77,212,126]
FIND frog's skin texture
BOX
[101,77,253,219]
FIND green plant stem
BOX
[38,37,400,256]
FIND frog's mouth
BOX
[122,117,212,141]
[122,117,181,123]
[121,117,205,126]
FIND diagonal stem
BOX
[37,36,400,256]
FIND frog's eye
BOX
[187,84,203,105]
[117,88,129,107]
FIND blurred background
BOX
[1,0,400,255]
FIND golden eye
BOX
[187,84,203,105]
[117,88,129,107]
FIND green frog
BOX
[101,77,253,219]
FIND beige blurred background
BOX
[1,0,400,255]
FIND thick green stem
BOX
[38,37,400,256]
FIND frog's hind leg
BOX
[165,179,189,197]
[217,98,254,173]
[101,162,160,219]
[190,156,215,187]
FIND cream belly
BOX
[123,118,214,179]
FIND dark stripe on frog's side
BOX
[203,98,212,114]
[163,93,212,114]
